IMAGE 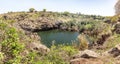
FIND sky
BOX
[0,0,117,16]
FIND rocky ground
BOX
[70,44,120,64]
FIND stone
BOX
[73,50,99,59]
[27,42,50,54]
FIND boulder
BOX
[73,50,99,59]
[71,50,103,64]
[27,42,50,54]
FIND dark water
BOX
[38,30,79,47]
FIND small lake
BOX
[38,30,79,47]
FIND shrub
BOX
[43,9,46,12]
[104,34,120,50]
[63,11,70,16]
[36,45,78,64]
[0,20,24,63]
[0,52,4,64]
[111,15,119,24]
[78,34,88,50]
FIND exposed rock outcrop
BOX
[18,18,62,32]
[27,42,50,54]
[24,32,50,54]
[73,50,99,59]
[71,50,102,64]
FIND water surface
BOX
[38,30,79,47]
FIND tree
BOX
[43,9,46,12]
[29,8,35,12]
[115,0,120,15]
[63,11,70,16]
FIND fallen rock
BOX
[80,50,99,58]
[73,50,99,59]
[27,42,50,54]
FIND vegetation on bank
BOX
[0,20,24,63]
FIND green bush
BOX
[43,9,47,12]
[0,20,24,63]
[37,45,78,64]
[29,8,35,12]
[63,11,70,16]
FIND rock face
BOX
[103,44,120,57]
[21,31,50,55]
[18,18,62,32]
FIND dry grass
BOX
[78,34,89,50]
